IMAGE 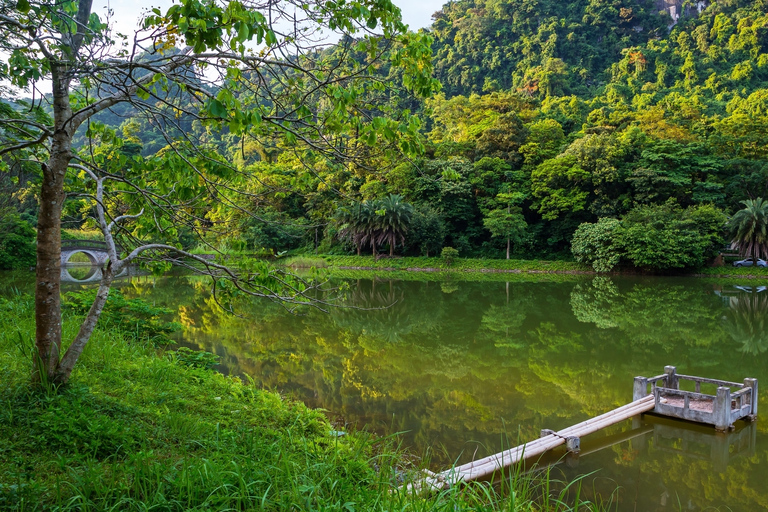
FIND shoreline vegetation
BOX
[0,290,611,511]
[281,254,768,279]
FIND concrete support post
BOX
[714,386,732,432]
[566,436,580,454]
[744,378,758,418]
[664,366,678,389]
[633,377,648,401]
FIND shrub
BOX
[241,208,311,253]
[571,218,621,272]
[617,202,726,271]
[441,246,459,265]
[0,210,36,270]
[174,347,220,369]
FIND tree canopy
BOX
[5,0,768,385]
[0,0,437,384]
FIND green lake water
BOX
[8,270,768,510]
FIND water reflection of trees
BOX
[570,277,724,351]
[723,288,768,355]
[105,275,768,511]
[123,276,767,434]
[331,279,428,344]
[570,277,620,329]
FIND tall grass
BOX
[0,293,614,511]
[281,255,328,269]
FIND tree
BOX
[0,209,36,270]
[0,0,437,385]
[727,198,768,260]
[530,155,591,221]
[405,205,445,257]
[336,200,380,256]
[483,193,526,259]
[377,194,413,256]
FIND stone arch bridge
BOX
[61,239,121,266]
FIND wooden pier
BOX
[409,366,758,492]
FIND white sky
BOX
[100,0,444,35]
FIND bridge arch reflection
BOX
[60,265,132,284]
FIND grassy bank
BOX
[282,254,768,280]
[0,292,610,511]
[283,255,590,274]
[692,266,768,278]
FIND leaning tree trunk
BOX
[55,264,114,382]
[506,237,510,260]
[33,64,72,385]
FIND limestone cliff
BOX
[656,0,708,25]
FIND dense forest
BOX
[4,0,768,270]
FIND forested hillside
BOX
[4,0,768,269]
[431,0,669,97]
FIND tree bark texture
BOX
[33,64,72,384]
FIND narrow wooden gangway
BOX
[408,367,759,493]
[411,395,655,491]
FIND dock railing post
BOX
[633,377,648,401]
[744,378,758,418]
[664,366,678,389]
[714,386,732,432]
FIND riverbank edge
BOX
[0,293,609,511]
[0,295,403,509]
[283,255,768,279]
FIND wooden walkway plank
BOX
[405,369,757,494]
[453,395,655,482]
[410,395,655,491]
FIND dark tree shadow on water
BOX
[723,288,768,356]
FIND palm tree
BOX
[357,200,382,257]
[727,198,768,260]
[336,200,382,256]
[376,194,413,257]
